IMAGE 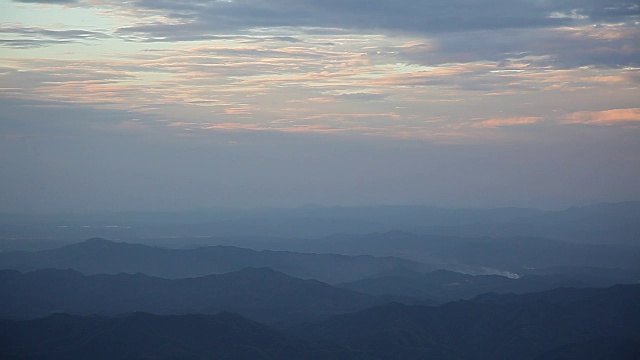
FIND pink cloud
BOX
[471,117,540,128]
[204,123,265,131]
[565,108,640,125]
[223,107,252,115]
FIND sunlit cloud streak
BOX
[565,108,640,126]
[471,117,541,128]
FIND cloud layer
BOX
[114,0,639,37]
[1,0,639,210]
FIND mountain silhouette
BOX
[288,231,640,271]
[338,268,634,302]
[0,311,365,360]
[0,237,433,283]
[292,284,640,359]
[0,267,423,323]
[3,285,638,360]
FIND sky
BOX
[0,0,639,212]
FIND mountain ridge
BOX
[0,237,433,283]
[0,267,428,324]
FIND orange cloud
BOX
[223,107,252,115]
[167,121,197,127]
[276,124,346,134]
[565,108,640,125]
[204,123,264,131]
[471,117,540,128]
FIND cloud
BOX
[0,61,138,108]
[0,26,109,40]
[7,1,638,73]
[335,92,388,102]
[12,0,79,3]
[472,117,541,128]
[565,108,640,125]
[395,24,640,69]
[112,0,640,77]
[3,1,639,143]
[112,0,640,43]
[366,63,530,93]
[579,1,640,21]
[0,39,73,49]
[203,122,266,131]
[0,26,110,48]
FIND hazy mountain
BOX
[277,231,640,273]
[2,202,636,244]
[0,238,76,253]
[0,238,433,283]
[0,205,542,240]
[337,269,637,302]
[0,312,364,360]
[417,201,640,245]
[292,284,640,360]
[519,266,640,283]
[0,268,423,324]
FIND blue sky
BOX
[1,0,639,212]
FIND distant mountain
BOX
[292,284,640,360]
[0,205,542,239]
[338,269,637,302]
[0,238,433,283]
[280,231,640,273]
[0,312,364,360]
[1,202,636,243]
[0,268,420,324]
[0,238,75,253]
[417,201,640,245]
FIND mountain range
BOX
[1,201,638,359]
[337,268,639,302]
[0,312,363,360]
[240,231,640,276]
[292,284,640,360]
[0,237,432,283]
[2,284,639,360]
[1,201,638,244]
[0,267,423,324]
[3,232,639,284]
